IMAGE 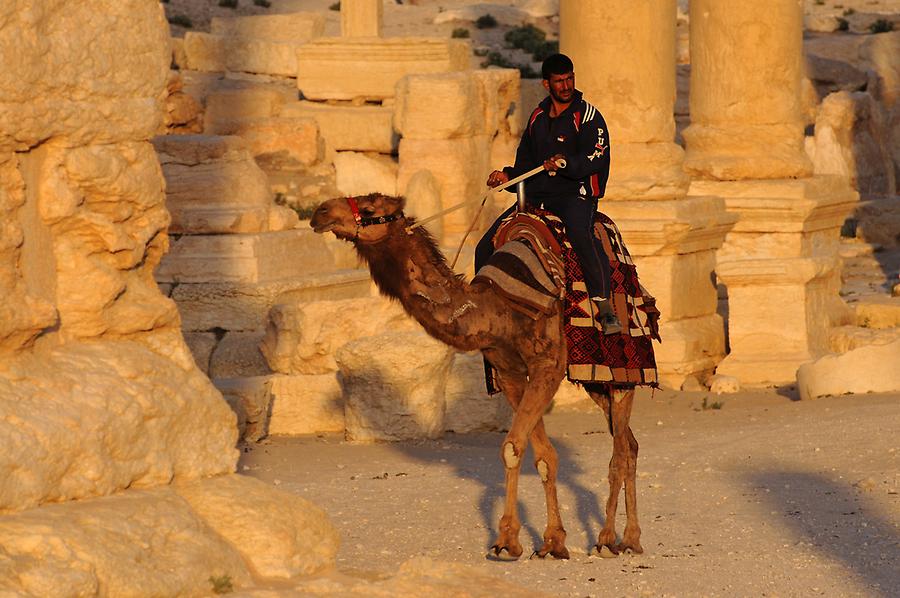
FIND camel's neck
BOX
[354,223,487,352]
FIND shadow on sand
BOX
[747,469,900,597]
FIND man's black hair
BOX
[541,53,574,80]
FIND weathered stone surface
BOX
[153,134,274,234]
[472,68,522,137]
[211,12,325,43]
[203,87,290,135]
[209,330,271,379]
[215,376,272,442]
[854,197,900,246]
[860,31,900,108]
[260,297,416,375]
[156,229,333,284]
[0,486,252,596]
[853,295,900,329]
[403,170,444,241]
[184,331,218,375]
[433,4,528,26]
[337,331,455,442]
[334,151,398,197]
[811,91,896,196]
[394,73,484,140]
[683,0,812,180]
[175,474,339,579]
[230,117,323,168]
[163,71,203,134]
[653,313,727,388]
[0,342,238,513]
[708,374,741,395]
[805,54,868,99]
[296,38,471,101]
[829,324,900,353]
[267,373,346,436]
[0,1,170,151]
[172,270,372,333]
[804,13,842,33]
[341,0,382,37]
[280,101,397,153]
[397,136,490,242]
[184,32,302,77]
[796,339,900,400]
[444,352,512,433]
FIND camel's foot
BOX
[530,528,569,560]
[616,528,643,555]
[590,544,619,558]
[486,543,523,561]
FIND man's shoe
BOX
[592,298,623,335]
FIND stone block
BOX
[796,339,900,400]
[398,136,490,242]
[855,197,900,246]
[175,475,340,579]
[208,331,271,379]
[0,486,252,596]
[171,270,372,332]
[631,250,718,321]
[828,325,900,354]
[472,68,522,137]
[394,72,484,140]
[156,229,334,284]
[260,296,416,375]
[860,31,900,108]
[296,38,471,101]
[811,91,896,196]
[267,374,345,435]
[210,12,325,44]
[708,374,741,395]
[230,117,323,168]
[0,342,238,513]
[184,32,301,77]
[334,151,398,196]
[433,4,527,26]
[603,141,691,201]
[444,352,512,433]
[336,331,455,442]
[854,296,900,329]
[653,313,727,388]
[403,170,444,241]
[268,204,301,231]
[203,88,289,135]
[215,376,272,442]
[280,101,397,153]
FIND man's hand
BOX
[543,153,566,173]
[486,170,509,188]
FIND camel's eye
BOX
[360,206,376,217]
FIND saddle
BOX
[472,213,566,320]
[474,207,661,390]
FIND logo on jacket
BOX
[587,128,607,162]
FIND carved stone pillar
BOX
[340,0,382,38]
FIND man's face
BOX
[543,71,575,103]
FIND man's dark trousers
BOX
[474,196,612,300]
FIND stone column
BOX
[560,0,735,388]
[683,0,811,179]
[341,0,382,38]
[684,0,858,385]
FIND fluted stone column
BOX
[685,0,857,385]
[684,0,811,179]
[341,0,382,38]
[560,0,735,388]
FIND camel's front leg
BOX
[489,370,562,561]
[589,387,641,556]
[530,419,569,560]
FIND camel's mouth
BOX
[311,221,336,234]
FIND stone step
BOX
[829,325,900,353]
[156,229,335,284]
[849,295,900,329]
[170,269,372,332]
[169,204,270,235]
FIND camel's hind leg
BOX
[489,369,564,561]
[588,385,642,556]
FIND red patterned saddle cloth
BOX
[481,209,661,389]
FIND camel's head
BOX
[311,194,406,243]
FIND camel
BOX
[311,193,643,560]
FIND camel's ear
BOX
[383,195,406,214]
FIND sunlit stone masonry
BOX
[560,0,735,388]
[684,0,858,385]
[0,2,338,594]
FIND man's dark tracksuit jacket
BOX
[476,89,613,298]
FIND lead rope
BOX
[410,159,567,270]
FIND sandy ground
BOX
[239,388,899,597]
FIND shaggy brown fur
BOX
[311,194,643,560]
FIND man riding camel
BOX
[476,53,621,334]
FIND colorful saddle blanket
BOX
[482,209,661,390]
